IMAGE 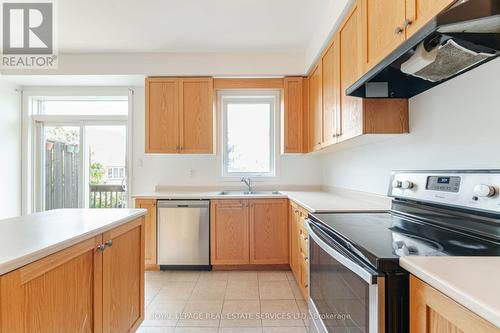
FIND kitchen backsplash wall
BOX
[131,88,323,194]
[322,58,500,195]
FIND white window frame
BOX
[217,90,280,180]
[21,87,134,214]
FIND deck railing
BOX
[89,184,126,208]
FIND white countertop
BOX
[400,256,500,328]
[133,188,391,213]
[0,209,146,276]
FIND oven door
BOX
[307,219,384,333]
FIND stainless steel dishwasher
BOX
[157,200,210,270]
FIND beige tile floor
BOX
[138,270,310,333]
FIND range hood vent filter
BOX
[401,39,496,82]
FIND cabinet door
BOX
[135,198,157,268]
[179,78,214,154]
[249,199,289,264]
[309,63,323,151]
[339,0,364,142]
[145,78,180,153]
[102,217,145,333]
[322,39,340,147]
[211,200,250,265]
[284,77,304,153]
[0,236,103,333]
[363,0,407,70]
[410,276,499,333]
[289,204,300,279]
[405,0,455,38]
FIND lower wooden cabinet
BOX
[410,275,500,333]
[250,199,289,264]
[135,198,157,269]
[211,199,288,266]
[290,201,310,299]
[0,217,145,333]
[210,200,250,265]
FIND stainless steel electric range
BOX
[306,170,500,333]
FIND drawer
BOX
[299,229,308,255]
[299,255,309,299]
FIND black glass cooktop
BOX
[308,209,500,272]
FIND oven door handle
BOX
[306,219,379,285]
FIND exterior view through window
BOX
[221,93,277,177]
[35,98,128,211]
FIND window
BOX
[220,92,278,178]
[31,96,129,211]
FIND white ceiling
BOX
[58,0,331,53]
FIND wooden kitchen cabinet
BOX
[322,38,341,147]
[309,63,323,151]
[405,0,455,38]
[211,199,290,267]
[0,217,145,333]
[135,198,157,269]
[362,0,455,71]
[289,201,310,300]
[0,235,103,333]
[283,77,306,153]
[145,77,214,154]
[362,0,407,71]
[338,0,409,142]
[410,275,500,333]
[179,78,214,154]
[211,200,250,265]
[102,218,144,333]
[249,199,289,264]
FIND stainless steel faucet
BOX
[241,176,253,193]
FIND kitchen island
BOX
[0,208,147,333]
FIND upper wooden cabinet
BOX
[249,199,288,265]
[145,77,214,154]
[405,0,455,38]
[410,275,500,333]
[322,38,341,147]
[283,77,306,153]
[338,0,409,142]
[362,0,407,70]
[309,63,323,151]
[362,0,456,71]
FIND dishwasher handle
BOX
[157,200,210,209]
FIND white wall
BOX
[131,87,323,194]
[322,58,500,195]
[0,79,22,219]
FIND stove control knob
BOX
[401,180,414,189]
[392,180,402,188]
[473,184,496,198]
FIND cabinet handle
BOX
[403,19,413,28]
[395,26,404,34]
[303,235,308,241]
[304,283,309,288]
[96,244,106,252]
[294,209,299,214]
[104,240,113,248]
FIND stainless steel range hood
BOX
[347,0,500,99]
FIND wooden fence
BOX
[45,141,80,210]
